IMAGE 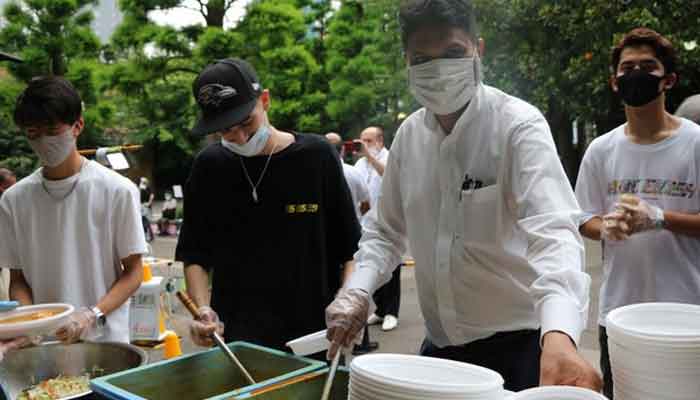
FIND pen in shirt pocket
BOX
[459,176,483,201]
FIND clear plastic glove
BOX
[601,211,630,242]
[55,307,97,344]
[190,306,224,347]
[615,195,665,234]
[325,288,370,360]
[0,336,40,361]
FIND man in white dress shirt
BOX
[325,0,601,392]
[354,126,389,221]
[326,132,371,221]
[354,126,402,332]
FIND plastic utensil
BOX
[286,329,330,356]
[176,291,256,385]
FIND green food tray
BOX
[232,367,349,399]
[90,342,324,400]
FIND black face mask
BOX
[616,70,664,107]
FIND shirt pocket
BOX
[458,184,501,246]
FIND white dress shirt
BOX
[342,161,371,221]
[355,148,389,216]
[347,84,591,348]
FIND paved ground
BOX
[147,236,604,370]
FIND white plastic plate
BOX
[0,303,74,340]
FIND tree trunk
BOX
[547,98,580,186]
[51,52,66,76]
[205,3,226,28]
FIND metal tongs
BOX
[320,349,342,400]
[176,291,256,385]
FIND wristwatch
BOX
[91,306,106,330]
[652,207,666,230]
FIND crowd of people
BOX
[1,0,700,396]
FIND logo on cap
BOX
[197,83,239,108]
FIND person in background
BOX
[355,126,401,332]
[139,177,155,242]
[575,28,700,399]
[326,0,600,392]
[325,132,371,221]
[0,168,16,301]
[675,94,700,124]
[0,53,21,305]
[176,59,361,355]
[158,191,178,236]
[354,126,388,219]
[0,76,147,360]
[0,168,16,198]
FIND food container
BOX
[0,303,73,340]
[232,367,349,400]
[90,342,323,400]
[0,341,147,400]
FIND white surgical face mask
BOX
[408,56,481,115]
[29,126,77,168]
[221,120,271,157]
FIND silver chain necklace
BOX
[41,157,86,201]
[238,142,278,203]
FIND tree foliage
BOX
[3,1,699,184]
[0,0,113,177]
[475,0,700,179]
[324,0,412,139]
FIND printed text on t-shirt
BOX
[608,178,696,198]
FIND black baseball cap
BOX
[191,58,263,136]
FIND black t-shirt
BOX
[175,133,361,350]
[140,187,151,204]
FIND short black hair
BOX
[399,0,478,48]
[611,28,678,75]
[14,76,83,128]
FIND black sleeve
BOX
[175,154,214,270]
[323,144,362,267]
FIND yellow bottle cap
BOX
[142,264,153,282]
[163,331,182,359]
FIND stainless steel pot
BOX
[1,341,147,400]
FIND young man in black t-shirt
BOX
[175,59,361,352]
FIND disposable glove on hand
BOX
[601,211,630,242]
[55,307,97,344]
[615,195,665,234]
[325,288,370,359]
[0,336,40,361]
[190,306,224,347]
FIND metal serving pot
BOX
[0,341,147,400]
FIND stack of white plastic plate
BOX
[511,386,608,399]
[349,354,505,400]
[606,302,700,400]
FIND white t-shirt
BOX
[342,162,370,221]
[354,148,389,224]
[575,118,700,326]
[0,160,148,342]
